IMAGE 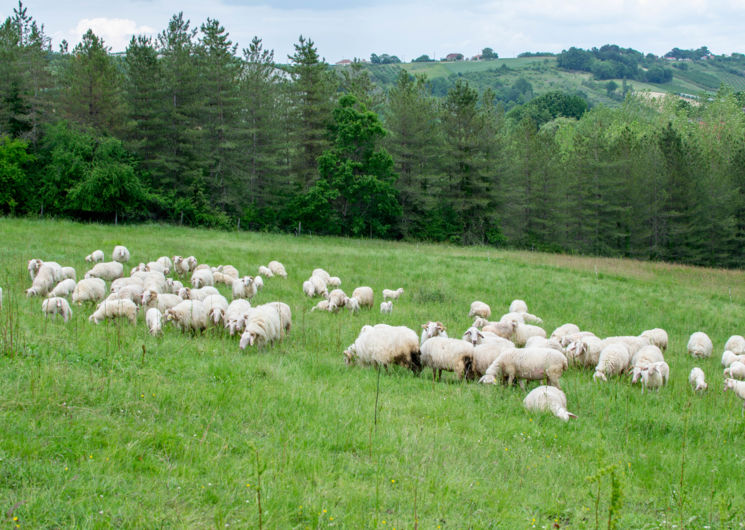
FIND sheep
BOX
[312,268,331,282]
[302,280,315,297]
[725,335,745,355]
[419,337,474,381]
[345,296,360,314]
[27,258,43,281]
[48,279,77,298]
[41,297,73,323]
[166,278,184,294]
[26,264,58,297]
[179,286,219,302]
[380,301,393,314]
[601,335,650,357]
[308,275,328,298]
[509,299,528,313]
[164,300,209,332]
[146,307,163,336]
[566,335,604,368]
[640,361,669,393]
[724,361,745,380]
[191,268,214,289]
[131,262,148,273]
[89,298,138,325]
[112,245,130,263]
[630,345,665,384]
[472,339,515,378]
[462,326,484,346]
[343,324,421,372]
[203,294,229,327]
[267,260,287,278]
[132,271,168,293]
[469,301,491,319]
[722,350,745,368]
[328,276,341,288]
[640,328,668,352]
[72,278,106,305]
[111,283,145,305]
[225,299,253,335]
[524,336,561,350]
[312,300,333,312]
[482,319,519,340]
[724,378,745,411]
[689,367,707,392]
[523,385,577,421]
[195,264,211,272]
[214,264,239,281]
[512,323,547,348]
[258,265,274,278]
[550,323,581,343]
[480,347,567,388]
[593,343,631,382]
[500,311,543,325]
[61,267,76,281]
[687,331,713,358]
[112,276,142,292]
[232,276,258,300]
[85,261,124,282]
[85,250,104,263]
[239,303,283,349]
[253,276,265,291]
[173,255,198,276]
[141,289,182,312]
[420,321,448,345]
[382,288,404,300]
[352,286,374,308]
[327,288,347,308]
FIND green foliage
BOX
[0,135,32,213]
[412,54,433,63]
[508,90,588,127]
[481,47,498,60]
[370,53,401,64]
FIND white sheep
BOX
[724,361,745,380]
[146,261,167,274]
[173,255,197,276]
[191,268,214,289]
[146,307,163,336]
[258,265,274,278]
[166,278,184,294]
[48,279,77,298]
[512,323,547,348]
[523,385,577,421]
[85,250,104,263]
[225,299,253,335]
[42,297,73,322]
[164,300,209,332]
[111,284,144,305]
[269,302,292,335]
[509,299,528,313]
[307,275,328,298]
[420,337,474,381]
[27,258,43,281]
[231,276,258,300]
[593,343,631,382]
[472,339,514,378]
[420,320,448,345]
[85,261,124,282]
[253,276,264,291]
[328,276,341,288]
[179,286,219,302]
[26,264,58,297]
[72,278,107,304]
[312,299,333,312]
[550,323,581,343]
[630,345,665,384]
[601,335,650,357]
[239,304,282,349]
[112,245,130,263]
[722,350,745,368]
[687,331,713,358]
[725,335,745,355]
[327,288,347,308]
[311,268,330,282]
[469,301,491,319]
[500,311,544,325]
[61,267,76,281]
[267,260,287,278]
[302,280,315,297]
[142,290,182,312]
[345,296,360,314]
[382,288,404,300]
[343,324,421,372]
[640,328,668,352]
[640,361,669,393]
[480,347,567,388]
[689,367,707,392]
[133,271,168,293]
[724,378,745,411]
[380,301,393,314]
[565,335,604,368]
[352,286,374,308]
[89,298,138,325]
[482,319,519,340]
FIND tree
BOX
[412,54,433,63]
[481,47,498,59]
[0,135,33,213]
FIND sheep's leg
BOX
[519,379,526,391]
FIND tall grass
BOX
[1,217,744,527]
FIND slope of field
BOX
[2,218,745,527]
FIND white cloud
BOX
[70,18,155,52]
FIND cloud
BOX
[70,18,155,52]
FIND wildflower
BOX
[323,509,327,514]
[391,479,395,483]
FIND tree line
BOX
[2,3,745,268]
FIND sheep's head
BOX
[593,370,607,382]
[28,259,42,273]
[186,256,198,270]
[26,287,37,297]
[462,326,483,346]
[164,309,176,322]
[239,331,257,349]
[343,348,356,365]
[85,254,93,263]
[178,287,190,299]
[209,307,224,325]
[472,317,488,328]
[191,276,203,289]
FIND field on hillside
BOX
[3,218,745,528]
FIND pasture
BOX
[2,217,745,528]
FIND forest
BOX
[3,3,745,268]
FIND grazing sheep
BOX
[89,298,138,325]
[312,300,333,312]
[133,271,168,294]
[725,335,745,355]
[180,286,219,302]
[352,286,374,308]
[269,302,292,335]
[85,250,104,263]
[239,303,283,349]
[469,301,491,319]
[383,288,404,300]
[380,301,393,314]
[146,307,163,336]
[343,324,421,372]
[253,276,265,291]
[195,264,211,272]
[42,297,73,322]
[472,339,515,378]
[232,276,258,300]
[482,319,519,340]
[509,299,528,313]
[724,378,745,411]
[166,278,184,294]
[173,255,198,276]
[258,265,274,278]
[500,311,544,325]
[225,299,253,335]
[640,328,668,352]
[689,367,707,392]
[112,245,130,263]
[630,345,665,384]
[309,275,328,298]
[420,336,474,381]
[512,323,547,348]
[146,261,167,274]
[420,321,448,345]
[164,300,209,332]
[480,347,567,388]
[72,278,107,305]
[267,260,287,278]
[191,268,214,289]
[26,264,58,297]
[48,279,77,298]
[688,331,713,358]
[640,361,669,393]
[27,258,43,281]
[202,293,229,327]
[61,267,76,281]
[601,335,650,357]
[593,343,631,382]
[523,385,577,421]
[566,335,604,368]
[112,276,142,292]
[345,296,360,314]
[327,288,348,308]
[312,268,331,282]
[142,289,182,313]
[302,280,315,298]
[724,361,745,380]
[155,256,172,271]
[722,350,745,368]
[85,261,124,282]
[328,276,341,288]
[550,323,581,343]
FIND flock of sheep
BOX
[9,244,745,423]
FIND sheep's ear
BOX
[421,323,428,329]
[567,412,578,419]
[478,331,484,339]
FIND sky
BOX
[5,0,745,62]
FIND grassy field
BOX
[2,217,745,528]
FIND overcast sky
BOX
[5,0,744,62]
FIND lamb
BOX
[258,265,274,278]
[724,378,745,411]
[345,296,360,314]
[420,337,474,381]
[343,324,421,372]
[523,385,577,422]
[225,299,253,335]
[328,276,341,288]
[61,267,76,281]
[593,343,631,382]
[725,335,745,355]
[469,301,491,319]
[164,300,209,332]
[89,298,138,325]
[565,335,604,368]
[253,276,264,291]
[480,347,567,388]
[239,303,283,349]
[178,286,219,302]
[352,286,374,308]
[232,276,258,300]
[327,288,348,309]
[267,260,287,278]
[26,264,58,297]
[722,350,745,368]
[420,321,448,345]
[191,268,214,289]
[630,345,666,384]
[509,299,528,313]
[112,245,130,263]
[312,300,333,312]
[512,323,547,348]
[85,261,124,282]
[724,361,745,380]
[72,278,106,304]
[640,328,668,352]
[48,279,77,298]
[41,297,73,323]
[687,331,713,358]
[382,288,404,300]
[640,361,669,393]
[689,367,707,392]
[472,339,515,378]
[146,307,163,336]
[380,301,393,314]
[85,250,104,263]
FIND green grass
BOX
[2,217,745,528]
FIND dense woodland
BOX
[3,4,745,268]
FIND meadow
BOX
[2,217,745,528]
